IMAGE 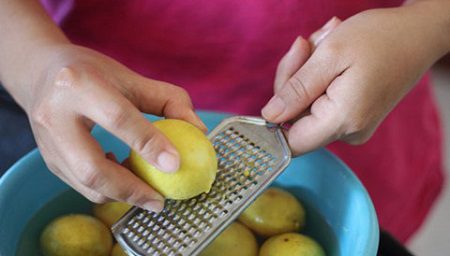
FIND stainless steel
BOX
[112,116,292,256]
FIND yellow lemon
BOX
[93,202,132,228]
[129,119,217,200]
[40,214,112,256]
[199,222,258,256]
[111,243,127,256]
[239,187,305,237]
[259,233,325,256]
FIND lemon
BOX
[93,202,132,228]
[239,187,305,237]
[199,222,258,256]
[259,233,325,256]
[129,119,217,200]
[40,214,112,256]
[111,243,127,256]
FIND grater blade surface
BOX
[112,116,291,256]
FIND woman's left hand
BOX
[262,0,450,155]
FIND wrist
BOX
[404,0,450,56]
[1,41,71,112]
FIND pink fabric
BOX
[41,0,445,242]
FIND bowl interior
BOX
[0,111,378,256]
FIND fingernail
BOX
[157,150,179,173]
[262,95,286,120]
[323,16,337,30]
[142,200,164,213]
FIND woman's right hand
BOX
[0,1,205,213]
[17,44,206,212]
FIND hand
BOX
[21,44,206,212]
[262,1,450,155]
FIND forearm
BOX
[0,0,69,108]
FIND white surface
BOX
[408,64,450,255]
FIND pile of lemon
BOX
[200,187,325,256]
[40,189,324,256]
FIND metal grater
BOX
[112,116,292,256]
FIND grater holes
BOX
[142,216,150,224]
[152,224,161,232]
[188,198,197,207]
[116,121,288,255]
[152,238,163,251]
[156,238,168,251]
[192,203,202,212]
[187,213,196,221]
[181,209,191,216]
[136,212,145,220]
[177,202,187,212]
[172,214,181,222]
[192,217,201,226]
[181,222,191,233]
[198,193,208,201]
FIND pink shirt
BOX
[41,0,444,242]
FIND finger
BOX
[55,68,180,172]
[128,80,207,132]
[309,17,341,50]
[32,118,111,204]
[91,97,180,173]
[261,43,348,124]
[58,164,112,204]
[41,149,111,204]
[286,91,344,155]
[59,118,165,212]
[65,70,180,173]
[274,36,311,93]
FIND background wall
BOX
[409,59,450,255]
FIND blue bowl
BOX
[0,111,379,255]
